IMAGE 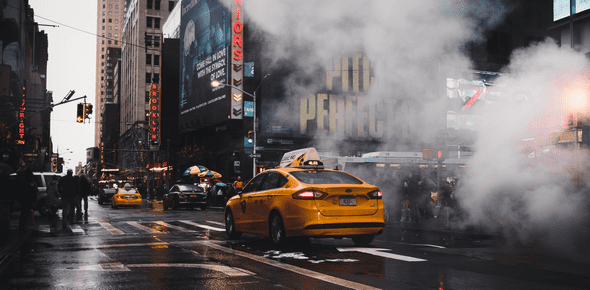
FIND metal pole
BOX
[252,90,257,178]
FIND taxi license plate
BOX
[126,196,133,200]
[339,196,356,206]
[190,195,196,198]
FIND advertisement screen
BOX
[180,0,231,128]
[554,0,570,21]
[575,0,590,13]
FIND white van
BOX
[10,172,65,216]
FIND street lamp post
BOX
[212,74,270,178]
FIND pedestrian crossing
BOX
[41,220,226,236]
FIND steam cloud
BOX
[241,0,590,259]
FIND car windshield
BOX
[290,170,363,185]
[119,189,137,194]
[177,185,203,192]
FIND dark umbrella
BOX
[0,162,14,176]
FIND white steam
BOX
[458,41,590,260]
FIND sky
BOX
[29,0,97,172]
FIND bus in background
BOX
[320,148,471,222]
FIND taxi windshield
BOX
[290,170,363,185]
[178,185,203,192]
[119,189,138,194]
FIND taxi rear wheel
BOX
[351,235,375,246]
[225,210,241,239]
[270,213,286,246]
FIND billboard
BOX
[554,0,570,21]
[180,0,232,127]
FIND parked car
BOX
[163,183,207,210]
[98,185,117,205]
[10,172,65,217]
[111,184,142,209]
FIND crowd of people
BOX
[0,168,94,232]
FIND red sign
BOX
[149,83,160,145]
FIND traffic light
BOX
[436,148,447,160]
[85,103,93,119]
[76,103,84,123]
[247,130,253,143]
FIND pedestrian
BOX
[58,169,80,227]
[232,176,243,191]
[16,168,37,233]
[45,175,60,219]
[78,175,92,219]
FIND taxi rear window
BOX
[290,171,363,185]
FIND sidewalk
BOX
[0,211,35,275]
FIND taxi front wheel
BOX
[225,210,241,239]
[270,213,286,246]
[351,235,374,246]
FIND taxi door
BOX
[250,172,285,234]
[237,173,267,231]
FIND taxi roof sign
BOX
[279,148,323,168]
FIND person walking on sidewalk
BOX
[78,175,92,220]
[45,175,60,219]
[58,169,79,227]
[16,168,37,233]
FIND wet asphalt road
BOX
[2,198,589,289]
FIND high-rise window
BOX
[154,36,160,47]
[155,0,160,10]
[154,55,159,65]
[147,0,152,9]
[146,17,152,28]
[146,54,152,65]
[154,18,160,28]
[169,1,175,11]
[146,73,152,83]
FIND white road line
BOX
[57,262,255,276]
[179,220,225,232]
[99,222,125,235]
[127,264,255,276]
[337,248,427,262]
[39,224,50,233]
[202,241,380,290]
[70,224,85,234]
[127,221,164,234]
[154,221,196,232]
[206,221,225,226]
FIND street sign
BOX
[249,153,261,158]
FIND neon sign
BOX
[230,0,244,120]
[15,84,26,145]
[149,83,160,145]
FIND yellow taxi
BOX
[111,183,142,209]
[224,148,384,245]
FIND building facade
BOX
[119,0,177,178]
[0,0,50,172]
[95,0,126,164]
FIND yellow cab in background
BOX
[111,183,142,209]
[224,148,384,246]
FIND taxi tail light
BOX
[368,190,383,199]
[116,195,122,198]
[292,190,328,200]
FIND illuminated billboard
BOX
[180,0,232,128]
[575,0,590,13]
[554,0,570,21]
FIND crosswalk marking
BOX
[99,222,125,235]
[206,221,225,226]
[179,220,225,232]
[37,221,225,235]
[154,221,196,232]
[70,224,85,234]
[39,224,50,233]
[127,221,165,234]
